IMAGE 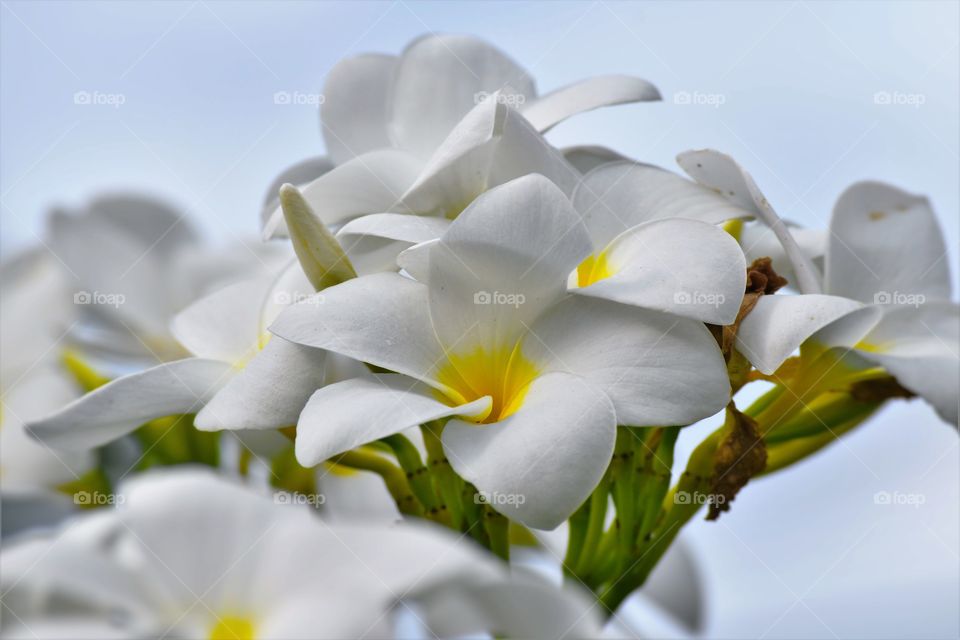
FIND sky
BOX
[2,2,958,638]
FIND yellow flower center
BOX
[209,615,256,640]
[436,344,539,423]
[576,251,615,288]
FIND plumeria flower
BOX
[49,194,291,366]
[0,469,601,639]
[271,175,730,529]
[736,180,958,425]
[262,35,660,258]
[264,34,659,219]
[1,250,94,503]
[26,261,329,450]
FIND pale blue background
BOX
[2,1,958,638]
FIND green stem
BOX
[574,475,610,578]
[334,449,422,517]
[382,433,446,523]
[421,421,464,529]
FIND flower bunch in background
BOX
[2,34,956,640]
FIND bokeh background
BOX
[2,1,958,638]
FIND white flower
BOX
[272,175,731,529]
[0,469,601,639]
[26,262,331,449]
[736,180,958,425]
[48,194,291,365]
[262,35,661,254]
[1,250,94,495]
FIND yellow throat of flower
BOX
[209,615,256,640]
[436,344,539,423]
[576,251,615,288]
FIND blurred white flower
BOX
[48,194,292,366]
[736,181,958,425]
[272,175,731,529]
[0,469,601,639]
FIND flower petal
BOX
[575,218,746,325]
[428,175,592,350]
[677,149,823,294]
[320,53,397,165]
[856,302,959,426]
[734,294,879,375]
[522,75,660,132]
[279,184,357,290]
[262,149,422,237]
[443,371,616,529]
[269,273,446,387]
[170,277,272,363]
[562,144,628,174]
[826,181,951,304]
[523,296,730,426]
[295,375,491,467]
[397,98,577,217]
[337,213,450,275]
[389,34,535,159]
[572,162,749,248]
[194,337,328,431]
[27,358,233,450]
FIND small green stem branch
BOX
[333,449,422,517]
[421,421,465,529]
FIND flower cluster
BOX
[2,34,956,639]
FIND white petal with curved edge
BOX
[295,375,491,467]
[170,277,272,363]
[575,218,746,325]
[194,337,328,431]
[338,214,450,275]
[262,149,422,236]
[415,573,601,639]
[320,53,397,165]
[428,175,592,350]
[826,181,951,304]
[562,144,628,174]
[572,162,751,248]
[740,222,827,289]
[522,75,660,132]
[27,358,234,450]
[397,239,436,282]
[523,296,730,427]
[677,149,822,294]
[389,34,535,159]
[398,98,578,216]
[735,294,877,375]
[261,156,336,234]
[855,302,959,426]
[270,273,447,387]
[443,371,616,530]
